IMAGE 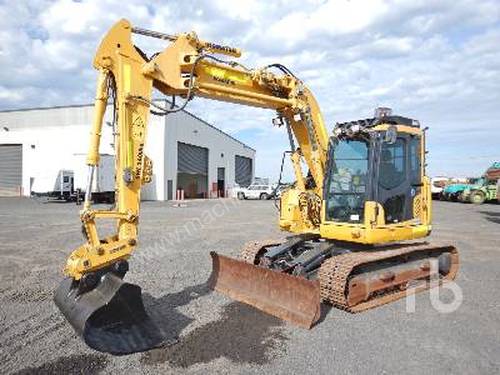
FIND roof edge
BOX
[0,100,256,152]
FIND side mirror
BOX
[384,125,397,144]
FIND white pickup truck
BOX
[236,183,275,200]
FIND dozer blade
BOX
[54,273,164,355]
[208,251,321,329]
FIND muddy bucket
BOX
[208,252,321,329]
[54,273,164,355]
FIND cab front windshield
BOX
[469,177,485,186]
[326,139,369,222]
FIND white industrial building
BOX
[0,101,255,200]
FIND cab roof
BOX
[335,115,420,130]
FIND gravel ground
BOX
[0,197,499,374]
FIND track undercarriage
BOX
[210,236,459,328]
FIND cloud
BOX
[1,0,499,178]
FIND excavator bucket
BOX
[54,273,164,355]
[208,252,321,329]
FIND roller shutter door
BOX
[0,144,22,196]
[235,155,252,187]
[177,142,208,175]
[177,142,209,199]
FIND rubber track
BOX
[240,239,459,313]
[318,242,459,312]
[240,238,285,264]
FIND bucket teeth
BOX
[54,273,165,355]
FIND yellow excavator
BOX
[54,19,459,354]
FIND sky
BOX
[1,0,499,180]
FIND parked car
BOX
[237,184,275,200]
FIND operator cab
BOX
[324,112,423,226]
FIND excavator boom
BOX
[55,19,459,354]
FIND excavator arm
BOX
[64,19,329,281]
[55,19,330,352]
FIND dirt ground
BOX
[0,197,499,374]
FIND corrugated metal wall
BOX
[235,155,252,187]
[0,144,22,196]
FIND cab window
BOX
[409,137,421,184]
[325,140,369,222]
[379,138,406,190]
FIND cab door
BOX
[375,134,421,223]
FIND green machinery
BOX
[460,163,500,204]
[461,179,498,204]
